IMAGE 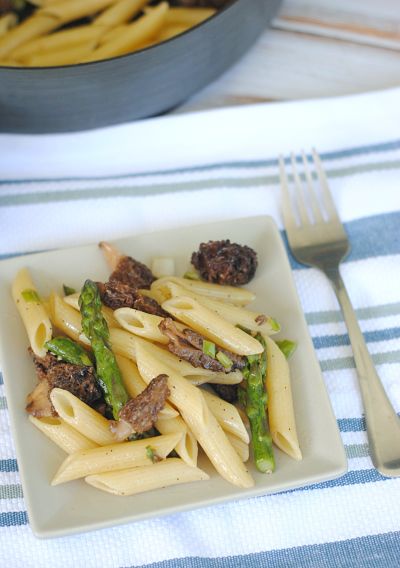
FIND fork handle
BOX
[329,269,400,477]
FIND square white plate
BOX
[0,216,347,538]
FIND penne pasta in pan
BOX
[0,0,219,67]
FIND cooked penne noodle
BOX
[226,433,249,463]
[48,292,89,345]
[0,14,59,58]
[10,24,106,60]
[12,268,52,357]
[162,281,280,335]
[29,0,64,5]
[110,328,242,382]
[162,296,263,356]
[0,59,20,66]
[82,2,169,62]
[185,370,243,386]
[264,336,302,461]
[29,415,98,454]
[85,458,209,496]
[145,284,168,305]
[155,24,188,41]
[115,353,146,398]
[99,23,127,45]
[156,415,198,467]
[136,342,254,488]
[41,0,119,25]
[114,308,168,344]
[24,40,97,66]
[94,0,149,28]
[164,7,216,27]
[0,13,18,38]
[152,276,256,306]
[201,389,249,444]
[52,432,181,485]
[50,388,116,446]
[116,354,178,419]
[63,292,119,329]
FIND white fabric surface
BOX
[0,86,400,568]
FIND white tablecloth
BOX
[0,87,400,567]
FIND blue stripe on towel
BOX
[126,531,400,568]
[313,326,400,349]
[0,459,18,473]
[0,511,28,527]
[337,417,366,432]
[1,138,399,185]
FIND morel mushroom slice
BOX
[191,240,258,286]
[159,318,245,372]
[27,348,102,417]
[97,280,168,316]
[109,254,155,289]
[111,374,170,441]
[159,318,226,372]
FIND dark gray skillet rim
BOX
[0,1,237,71]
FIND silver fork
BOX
[279,149,400,477]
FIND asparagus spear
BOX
[239,333,275,473]
[45,337,93,366]
[79,279,129,419]
[275,339,297,359]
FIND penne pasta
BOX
[48,292,89,345]
[110,327,243,382]
[152,276,256,306]
[156,415,198,467]
[29,415,98,454]
[0,13,59,58]
[63,292,119,329]
[114,308,168,344]
[162,296,263,356]
[136,341,254,488]
[85,458,209,496]
[41,0,119,25]
[50,388,116,446]
[82,2,168,62]
[185,370,243,386]
[164,7,215,27]
[28,0,64,5]
[94,0,149,28]
[201,389,249,444]
[0,13,18,38]
[116,354,178,419]
[99,23,127,45]
[52,432,181,485]
[23,40,97,67]
[264,336,302,461]
[161,281,280,335]
[152,24,188,42]
[226,433,249,463]
[12,268,52,357]
[10,24,106,61]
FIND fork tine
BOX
[312,149,341,221]
[301,150,324,223]
[290,153,311,225]
[279,155,297,230]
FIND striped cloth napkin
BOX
[1,87,400,567]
